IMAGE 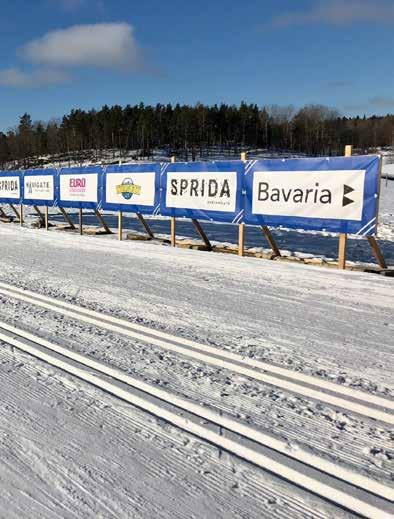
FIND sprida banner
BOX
[102,164,160,214]
[0,171,22,204]
[243,156,380,235]
[57,166,101,209]
[23,169,56,206]
[160,161,244,223]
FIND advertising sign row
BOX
[0,155,381,235]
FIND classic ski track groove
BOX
[4,294,392,484]
[0,281,392,425]
[0,352,334,519]
[0,323,393,519]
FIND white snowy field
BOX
[0,219,393,517]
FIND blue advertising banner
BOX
[0,170,23,204]
[243,156,380,235]
[160,161,245,223]
[102,163,160,214]
[23,169,56,207]
[57,166,102,210]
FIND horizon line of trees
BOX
[1,102,394,169]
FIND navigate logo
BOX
[116,178,141,200]
[26,180,50,195]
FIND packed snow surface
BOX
[0,195,393,517]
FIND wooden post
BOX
[338,145,352,269]
[19,204,23,227]
[238,152,247,256]
[45,206,49,231]
[191,219,212,250]
[365,154,387,269]
[338,233,348,270]
[136,213,155,239]
[78,208,83,235]
[170,155,176,247]
[170,216,176,247]
[118,211,123,241]
[238,223,245,257]
[33,205,45,226]
[58,207,76,230]
[94,209,112,234]
[9,204,21,221]
[366,236,387,269]
[261,226,281,257]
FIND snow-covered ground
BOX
[0,219,393,517]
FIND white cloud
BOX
[21,23,141,70]
[0,67,71,88]
[272,0,394,27]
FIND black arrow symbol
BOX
[343,185,355,207]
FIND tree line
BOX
[1,102,394,169]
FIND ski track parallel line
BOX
[0,284,393,424]
[0,325,393,519]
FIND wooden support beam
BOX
[367,236,387,269]
[338,144,353,270]
[94,209,112,234]
[33,205,46,226]
[338,233,348,270]
[9,204,21,221]
[170,217,176,247]
[58,207,76,230]
[45,206,49,231]
[0,206,8,219]
[78,208,83,235]
[261,226,281,257]
[191,219,212,250]
[238,223,245,257]
[238,152,247,257]
[118,211,123,241]
[170,155,176,247]
[19,204,23,227]
[137,213,155,239]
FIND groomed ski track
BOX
[1,317,392,518]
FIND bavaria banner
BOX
[160,161,244,223]
[244,156,380,235]
[0,171,22,204]
[23,169,56,206]
[102,164,160,214]
[58,166,101,209]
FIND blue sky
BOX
[1,0,394,131]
